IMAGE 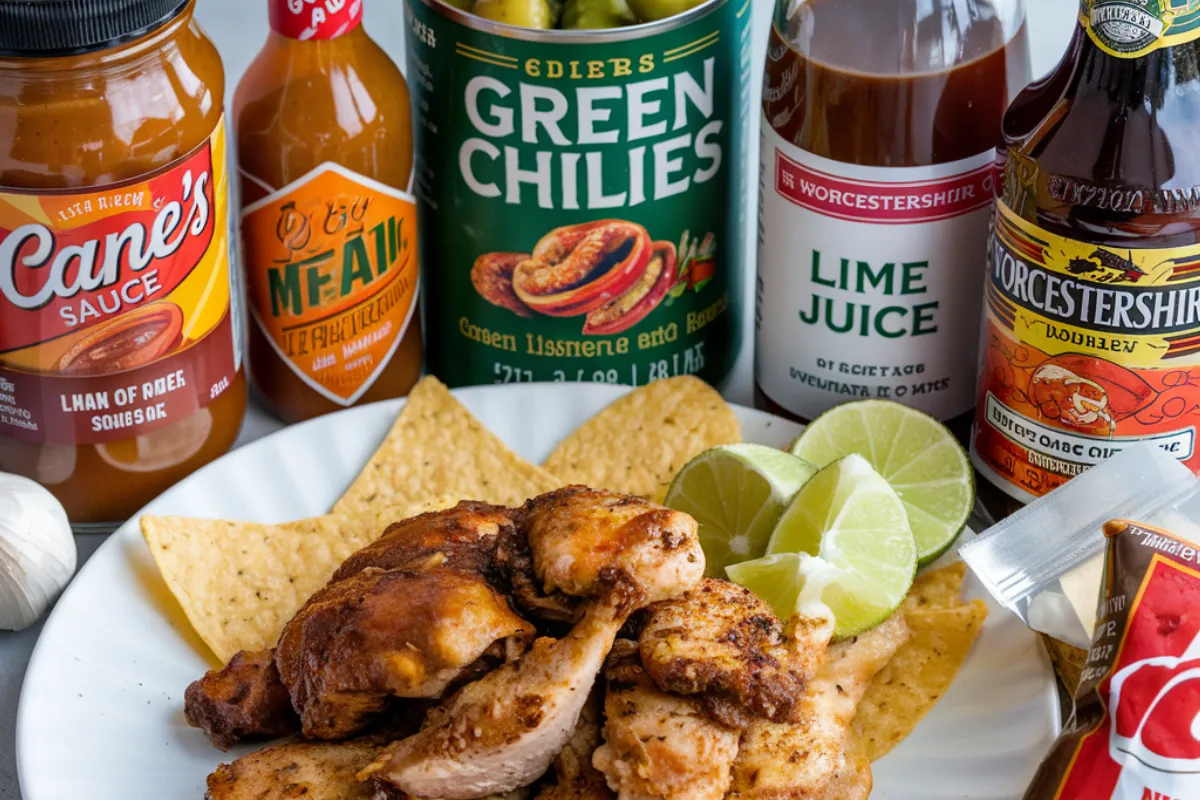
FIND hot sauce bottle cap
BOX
[0,0,189,56]
[269,0,363,40]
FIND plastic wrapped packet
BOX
[1023,518,1200,798]
[963,444,1200,799]
[961,445,1197,649]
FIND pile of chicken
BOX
[187,487,909,800]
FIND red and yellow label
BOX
[0,121,239,445]
[973,201,1200,500]
[241,163,418,406]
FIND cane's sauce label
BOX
[1081,0,1200,60]
[973,202,1200,499]
[240,163,419,406]
[0,121,238,445]
[1024,520,1200,800]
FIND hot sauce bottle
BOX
[0,0,246,527]
[235,0,422,423]
[755,0,1030,437]
[973,1,1200,505]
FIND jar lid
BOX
[0,0,189,56]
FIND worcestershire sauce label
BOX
[404,0,749,387]
[1081,0,1200,59]
[973,202,1200,500]
[1025,520,1200,800]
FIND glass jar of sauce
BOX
[0,0,247,528]
[235,0,422,423]
[755,0,1031,441]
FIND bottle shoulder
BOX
[233,30,412,186]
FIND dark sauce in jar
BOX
[754,0,1030,443]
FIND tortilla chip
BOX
[542,376,741,502]
[903,562,967,611]
[334,376,562,514]
[142,497,457,662]
[853,599,988,760]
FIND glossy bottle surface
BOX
[754,0,1029,439]
[0,1,247,526]
[972,10,1200,510]
[235,13,422,424]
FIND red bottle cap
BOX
[269,0,362,40]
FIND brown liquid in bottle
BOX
[755,0,1030,442]
[235,4,422,424]
[972,18,1200,518]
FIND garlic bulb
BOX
[0,472,77,631]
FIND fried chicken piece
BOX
[370,597,630,799]
[207,740,382,800]
[332,501,517,584]
[523,487,705,603]
[592,641,739,800]
[495,524,581,625]
[371,491,703,799]
[206,739,532,800]
[276,567,536,740]
[638,578,807,727]
[726,614,909,800]
[534,687,614,800]
[185,648,300,750]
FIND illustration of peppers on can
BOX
[471,219,717,336]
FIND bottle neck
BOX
[268,0,362,41]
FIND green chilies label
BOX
[404,0,748,387]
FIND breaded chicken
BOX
[592,642,739,800]
[726,613,909,800]
[638,578,808,727]
[534,688,615,800]
[371,490,704,799]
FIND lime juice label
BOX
[404,0,750,387]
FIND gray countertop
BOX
[0,1,1077,796]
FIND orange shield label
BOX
[241,163,419,405]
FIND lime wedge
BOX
[665,444,818,577]
[726,552,841,628]
[790,400,973,566]
[762,454,916,638]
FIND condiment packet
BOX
[961,444,1197,649]
[1023,518,1200,799]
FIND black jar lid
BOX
[0,0,190,57]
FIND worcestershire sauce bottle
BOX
[973,1,1200,507]
[755,0,1030,438]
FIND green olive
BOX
[472,0,555,28]
[562,0,637,28]
[444,0,474,10]
[626,0,703,21]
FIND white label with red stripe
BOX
[755,118,995,421]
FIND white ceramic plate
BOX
[17,383,1060,799]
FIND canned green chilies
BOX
[404,0,750,387]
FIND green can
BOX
[404,0,750,387]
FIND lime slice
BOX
[726,552,841,628]
[762,454,916,638]
[790,400,973,566]
[665,444,818,577]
